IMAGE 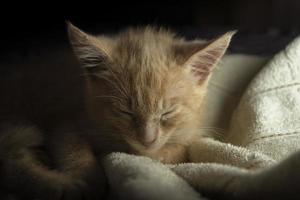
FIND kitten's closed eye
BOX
[119,110,136,120]
[117,107,177,123]
[160,108,176,121]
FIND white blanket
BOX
[102,36,300,200]
[228,36,300,161]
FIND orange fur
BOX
[68,23,234,164]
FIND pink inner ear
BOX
[190,60,211,78]
[190,48,224,79]
[185,32,235,83]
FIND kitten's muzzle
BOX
[137,123,159,147]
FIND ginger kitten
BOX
[68,23,234,164]
[0,23,234,200]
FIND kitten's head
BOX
[68,22,234,152]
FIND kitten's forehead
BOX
[114,28,176,64]
[111,28,179,109]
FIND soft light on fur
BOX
[68,23,234,163]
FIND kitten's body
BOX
[0,48,106,199]
[0,25,234,199]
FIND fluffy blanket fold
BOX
[102,36,300,200]
[104,150,300,200]
[228,36,300,161]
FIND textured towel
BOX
[102,153,204,200]
[103,150,300,200]
[227,36,300,161]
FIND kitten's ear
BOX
[176,31,236,83]
[67,21,111,76]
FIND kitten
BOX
[0,23,234,200]
[68,23,235,164]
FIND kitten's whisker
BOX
[197,126,226,131]
[95,95,124,102]
[172,127,226,140]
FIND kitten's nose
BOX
[138,123,159,147]
[143,134,157,146]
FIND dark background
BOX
[1,0,300,57]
